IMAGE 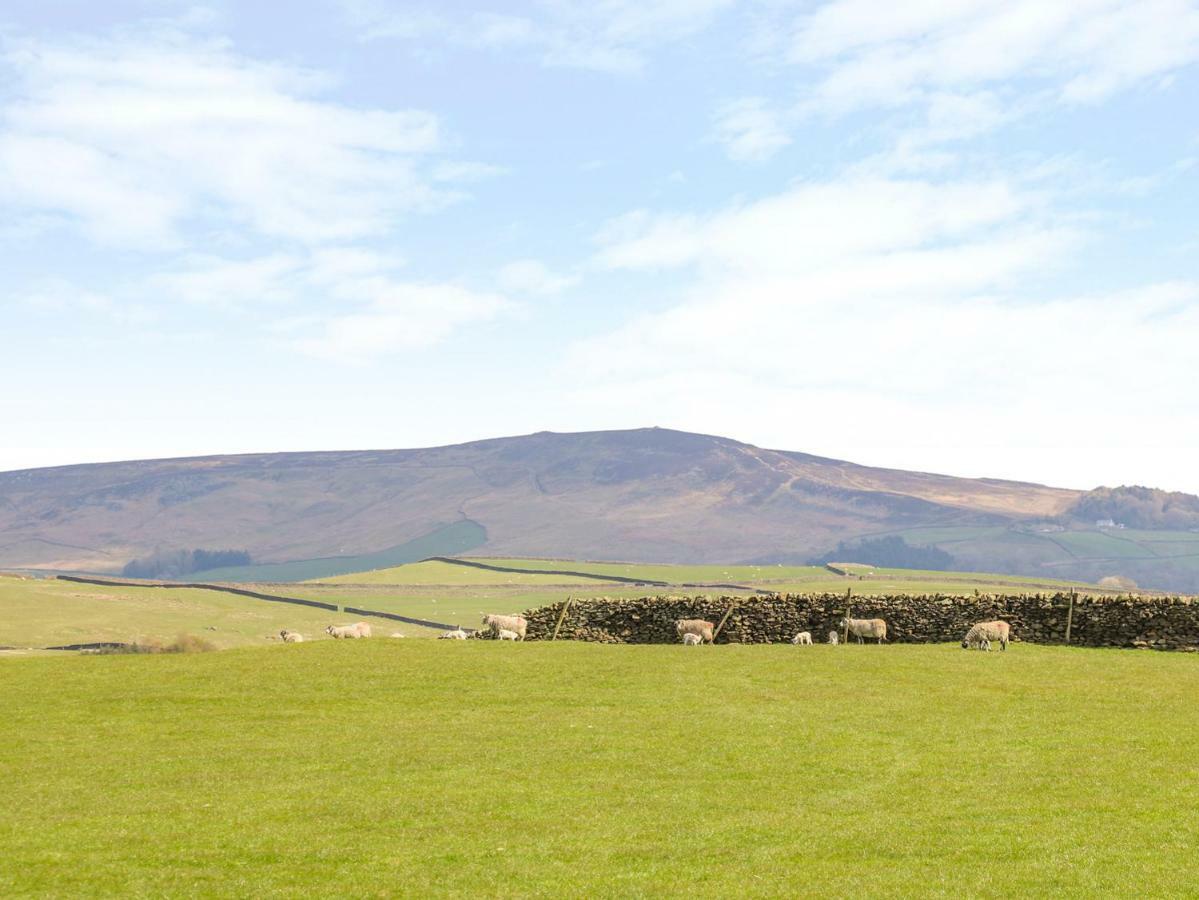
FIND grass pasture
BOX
[3,641,1198,897]
[0,575,441,651]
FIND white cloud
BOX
[497,259,578,296]
[0,31,457,246]
[136,248,513,358]
[791,0,1199,112]
[18,278,158,327]
[292,282,513,361]
[712,98,791,163]
[596,177,1049,275]
[574,168,1199,485]
[344,0,735,73]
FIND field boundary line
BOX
[54,575,464,632]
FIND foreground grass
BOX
[3,643,1198,897]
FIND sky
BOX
[1,1,1198,493]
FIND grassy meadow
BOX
[0,556,1138,653]
[3,640,1198,896]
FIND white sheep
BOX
[840,617,888,644]
[389,632,406,639]
[827,631,839,645]
[790,631,813,645]
[439,628,469,640]
[326,622,371,639]
[279,629,304,643]
[497,629,520,641]
[682,632,703,645]
[482,614,527,641]
[962,620,1011,651]
[676,619,715,644]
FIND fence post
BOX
[550,596,572,642]
[842,604,851,645]
[713,600,738,642]
[1064,590,1076,645]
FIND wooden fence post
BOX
[713,600,738,642]
[1064,590,1076,645]
[550,596,572,642]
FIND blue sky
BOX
[2,0,1198,493]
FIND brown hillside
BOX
[0,428,1082,573]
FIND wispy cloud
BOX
[342,0,736,74]
[791,0,1199,112]
[712,98,791,163]
[0,30,461,246]
[290,282,513,362]
[497,259,578,296]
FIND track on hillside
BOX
[423,557,775,595]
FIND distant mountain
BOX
[1,428,1196,590]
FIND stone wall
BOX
[522,593,1199,651]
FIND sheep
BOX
[439,628,469,640]
[827,631,839,645]
[326,622,370,640]
[790,631,813,645]
[676,619,716,644]
[497,629,520,641]
[279,629,304,643]
[682,632,702,645]
[482,614,527,641]
[840,617,887,644]
[389,632,406,639]
[962,620,1011,651]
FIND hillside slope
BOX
[1,427,1193,589]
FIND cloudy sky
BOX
[2,1,1197,492]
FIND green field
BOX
[1,555,1141,653]
[0,575,442,650]
[4,641,1198,896]
[319,557,1101,592]
[186,521,488,582]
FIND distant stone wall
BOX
[523,593,1199,651]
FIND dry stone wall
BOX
[522,593,1199,651]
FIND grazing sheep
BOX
[279,629,304,643]
[682,632,702,645]
[439,628,469,640]
[828,631,839,645]
[791,631,813,645]
[676,619,716,644]
[326,622,371,640]
[840,617,888,644]
[482,614,527,641]
[962,620,1011,651]
[497,629,520,641]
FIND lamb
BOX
[682,632,703,645]
[827,631,839,645]
[482,614,527,641]
[497,629,520,641]
[840,617,888,644]
[676,619,716,644]
[439,628,469,640]
[791,631,813,645]
[279,629,304,643]
[326,622,371,639]
[962,620,1011,651]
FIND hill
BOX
[1,427,1197,590]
